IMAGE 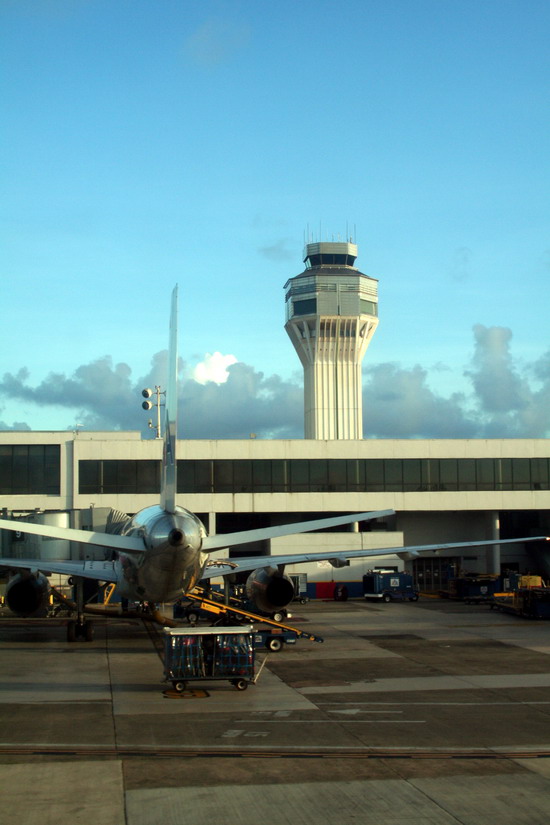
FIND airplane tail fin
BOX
[160,285,178,513]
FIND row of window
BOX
[77,457,550,495]
[2,449,547,497]
[0,445,60,495]
[291,298,378,318]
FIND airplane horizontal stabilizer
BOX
[0,518,145,554]
[202,509,395,552]
[0,557,119,582]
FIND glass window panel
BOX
[28,452,44,491]
[384,459,403,492]
[79,461,100,494]
[213,460,233,493]
[457,459,476,490]
[365,459,384,491]
[137,460,159,493]
[233,461,252,492]
[346,459,365,492]
[422,459,439,490]
[252,460,272,493]
[0,448,12,494]
[102,461,119,494]
[531,458,549,490]
[293,298,317,316]
[512,458,530,490]
[499,458,512,490]
[403,460,422,491]
[290,460,309,491]
[476,459,495,490]
[44,445,60,493]
[178,460,194,493]
[328,459,347,491]
[117,461,137,493]
[439,459,458,491]
[271,460,288,492]
[195,460,213,493]
[310,460,328,492]
[12,446,29,494]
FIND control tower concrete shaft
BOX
[284,241,378,439]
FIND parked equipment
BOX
[439,574,501,603]
[164,625,259,691]
[363,572,419,602]
[492,577,550,618]
[176,588,324,644]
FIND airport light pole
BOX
[142,386,165,438]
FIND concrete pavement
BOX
[2,598,550,823]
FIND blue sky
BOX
[1,0,549,438]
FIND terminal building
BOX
[1,241,549,596]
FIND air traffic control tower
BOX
[284,240,379,439]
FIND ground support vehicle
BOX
[254,627,298,652]
[164,625,258,691]
[363,572,419,603]
[492,588,550,619]
[179,589,324,645]
[439,575,500,603]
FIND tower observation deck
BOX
[284,240,378,439]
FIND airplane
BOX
[1,286,548,641]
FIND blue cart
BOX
[164,625,256,691]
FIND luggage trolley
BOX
[164,625,257,692]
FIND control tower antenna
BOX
[284,238,379,439]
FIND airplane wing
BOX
[201,509,395,551]
[0,517,146,554]
[0,558,119,582]
[202,535,550,577]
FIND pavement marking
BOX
[299,672,550,694]
[329,708,403,715]
[316,700,550,706]
[235,718,426,724]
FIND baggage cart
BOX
[164,625,256,691]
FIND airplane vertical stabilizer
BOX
[160,285,178,514]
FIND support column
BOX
[487,512,500,575]
[208,512,216,535]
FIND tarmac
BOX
[2,596,550,824]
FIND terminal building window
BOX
[79,460,160,495]
[78,456,550,496]
[0,445,60,495]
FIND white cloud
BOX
[192,352,238,385]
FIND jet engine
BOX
[245,566,295,616]
[5,572,51,617]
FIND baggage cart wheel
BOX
[409,595,419,601]
[67,621,77,643]
[382,594,392,603]
[233,679,248,691]
[186,611,200,624]
[84,620,94,642]
[267,637,283,652]
[272,611,284,623]
[172,681,187,693]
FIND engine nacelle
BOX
[245,566,295,615]
[5,572,51,617]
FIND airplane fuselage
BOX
[116,505,209,603]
